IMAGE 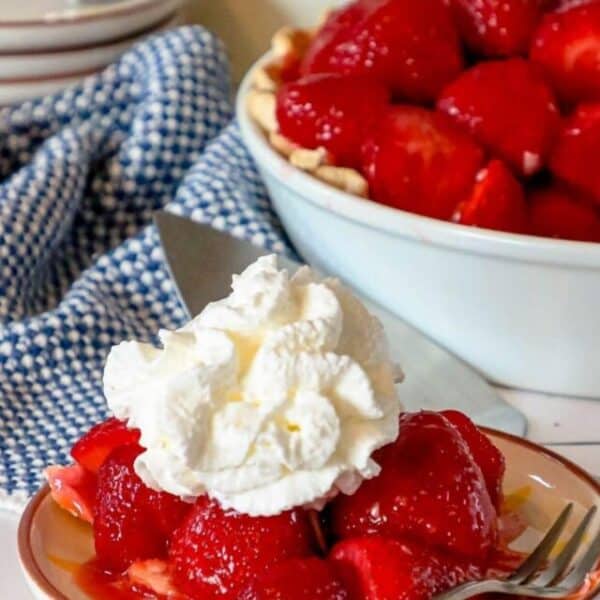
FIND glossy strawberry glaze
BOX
[75,559,168,600]
[267,0,600,241]
[48,413,599,599]
[71,513,599,600]
[70,518,521,600]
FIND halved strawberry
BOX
[276,74,389,168]
[452,160,528,233]
[330,536,482,600]
[529,184,600,241]
[530,2,600,104]
[438,58,559,176]
[127,560,180,598]
[240,558,349,600]
[450,0,544,57]
[302,0,463,102]
[45,464,96,524]
[361,106,484,219]
[94,444,190,572]
[71,417,140,474]
[549,103,600,201]
[441,410,506,509]
[330,411,498,560]
[169,496,317,598]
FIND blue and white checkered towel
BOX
[0,26,291,511]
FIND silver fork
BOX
[433,504,600,599]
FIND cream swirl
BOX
[103,255,403,516]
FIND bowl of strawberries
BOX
[237,0,600,398]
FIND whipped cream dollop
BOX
[104,255,403,516]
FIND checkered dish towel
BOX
[0,27,291,511]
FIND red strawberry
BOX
[530,2,600,104]
[441,410,506,509]
[71,417,140,474]
[147,489,193,538]
[330,536,482,600]
[452,160,528,233]
[438,58,559,176]
[169,496,316,599]
[240,558,349,600]
[529,184,600,241]
[94,444,190,572]
[549,103,600,201]
[450,0,544,57]
[361,106,484,219]
[45,464,96,524]
[276,74,389,168]
[330,411,497,560]
[302,0,463,102]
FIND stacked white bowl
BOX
[0,0,182,105]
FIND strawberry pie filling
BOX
[248,0,600,242]
[48,408,522,600]
[42,256,518,600]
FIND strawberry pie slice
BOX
[48,409,511,600]
[43,257,521,600]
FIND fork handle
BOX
[432,580,505,600]
[433,580,570,600]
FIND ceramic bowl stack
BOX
[0,0,182,105]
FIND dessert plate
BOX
[18,429,600,600]
[0,0,181,52]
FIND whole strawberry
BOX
[169,496,317,598]
[71,417,140,474]
[361,106,484,219]
[331,536,482,600]
[94,445,190,572]
[450,0,544,57]
[302,0,463,102]
[441,409,506,509]
[530,1,600,104]
[276,74,389,168]
[550,103,600,201]
[240,558,349,600]
[330,411,498,560]
[438,58,559,176]
[529,184,600,241]
[452,160,529,234]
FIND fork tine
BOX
[508,503,574,584]
[534,506,598,587]
[559,516,600,592]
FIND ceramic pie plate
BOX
[0,0,181,52]
[18,429,600,600]
[0,13,180,106]
[0,11,179,81]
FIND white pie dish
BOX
[0,12,178,81]
[237,52,600,399]
[0,13,180,106]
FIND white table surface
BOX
[499,389,600,475]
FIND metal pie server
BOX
[154,211,527,435]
